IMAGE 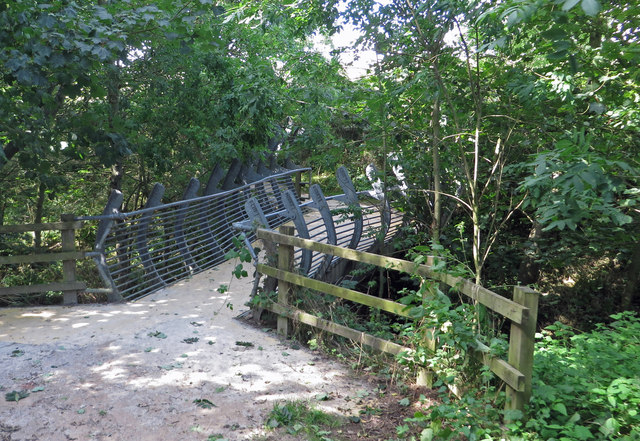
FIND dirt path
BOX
[0,260,381,441]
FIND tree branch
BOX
[407,188,472,212]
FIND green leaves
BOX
[5,390,30,402]
[520,136,636,232]
[193,398,216,409]
[182,337,199,344]
[580,0,601,16]
[148,331,167,339]
[525,313,640,440]
[561,0,602,17]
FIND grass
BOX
[265,400,343,441]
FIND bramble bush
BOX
[511,311,640,440]
[406,312,640,440]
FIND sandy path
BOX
[0,260,377,441]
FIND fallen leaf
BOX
[183,337,199,344]
[193,398,216,409]
[235,341,254,347]
[5,390,29,402]
[148,331,167,339]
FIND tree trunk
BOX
[34,181,46,250]
[621,240,640,310]
[0,141,19,170]
[518,221,542,285]
[110,162,124,192]
[431,97,442,245]
[471,125,482,285]
[107,63,123,192]
[472,202,482,284]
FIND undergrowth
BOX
[402,312,640,441]
[246,235,640,440]
[265,400,343,441]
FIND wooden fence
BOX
[257,226,539,413]
[0,214,89,304]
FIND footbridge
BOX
[81,159,404,301]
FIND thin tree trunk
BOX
[34,181,46,250]
[431,97,441,245]
[110,162,124,192]
[472,202,482,284]
[107,63,123,192]
[471,124,482,285]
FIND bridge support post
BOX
[277,225,295,338]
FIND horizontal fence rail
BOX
[0,214,88,304]
[256,226,539,414]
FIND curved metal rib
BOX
[205,164,225,195]
[175,178,201,273]
[199,167,226,264]
[135,183,166,288]
[366,164,391,237]
[221,159,242,190]
[310,184,337,279]
[336,166,363,250]
[245,197,270,229]
[282,189,312,276]
[94,189,124,301]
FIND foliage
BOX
[1,0,349,221]
[0,0,195,173]
[225,235,254,280]
[5,390,30,402]
[513,312,640,440]
[407,389,506,441]
[520,134,636,232]
[402,312,640,441]
[193,398,216,409]
[265,400,342,440]
[248,289,277,310]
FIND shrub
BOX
[512,311,640,440]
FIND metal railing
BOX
[2,162,404,303]
[80,168,313,301]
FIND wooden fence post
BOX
[277,225,295,337]
[416,256,436,388]
[60,214,80,305]
[506,286,539,413]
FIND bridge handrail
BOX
[75,167,312,222]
